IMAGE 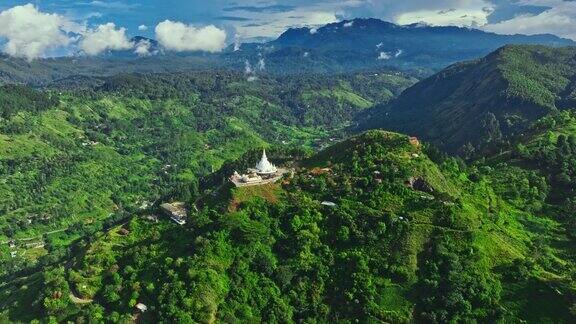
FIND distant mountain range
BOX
[0,18,574,85]
[258,18,573,71]
[359,45,576,153]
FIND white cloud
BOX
[377,49,403,60]
[155,20,227,52]
[79,23,133,55]
[346,0,492,21]
[395,8,490,27]
[244,60,253,74]
[234,0,576,41]
[257,57,266,71]
[87,1,139,10]
[134,39,154,56]
[378,52,391,60]
[85,12,103,19]
[483,1,576,40]
[233,7,337,39]
[2,0,575,59]
[0,4,75,60]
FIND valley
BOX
[0,69,414,277]
[0,13,575,323]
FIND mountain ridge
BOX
[266,18,574,69]
[359,44,576,154]
[1,18,575,85]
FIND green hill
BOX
[1,46,575,322]
[2,130,573,322]
[360,45,576,154]
[484,110,576,208]
[0,70,414,279]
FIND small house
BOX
[409,137,421,147]
[135,303,148,313]
[160,202,188,225]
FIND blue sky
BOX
[0,0,575,59]
[1,0,574,39]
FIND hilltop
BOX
[360,45,576,154]
[2,130,574,322]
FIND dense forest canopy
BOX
[2,129,575,322]
[0,69,415,278]
[1,44,576,322]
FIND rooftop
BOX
[160,202,188,225]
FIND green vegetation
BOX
[0,85,59,119]
[362,45,576,154]
[2,130,574,322]
[1,45,576,322]
[0,70,412,279]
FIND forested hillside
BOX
[360,45,576,154]
[1,131,573,322]
[1,35,576,322]
[0,70,414,281]
[0,53,223,86]
[486,110,576,213]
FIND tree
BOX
[42,267,72,317]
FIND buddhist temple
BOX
[230,149,289,187]
[255,149,277,174]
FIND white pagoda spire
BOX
[255,149,277,174]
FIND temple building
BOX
[252,149,277,175]
[230,150,287,187]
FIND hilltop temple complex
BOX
[230,150,289,187]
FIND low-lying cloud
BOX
[245,60,253,74]
[134,39,156,56]
[244,55,266,81]
[155,20,227,53]
[377,49,403,60]
[378,52,391,60]
[80,23,132,56]
[257,57,266,71]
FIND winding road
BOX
[0,228,68,245]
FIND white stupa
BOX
[255,149,277,175]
